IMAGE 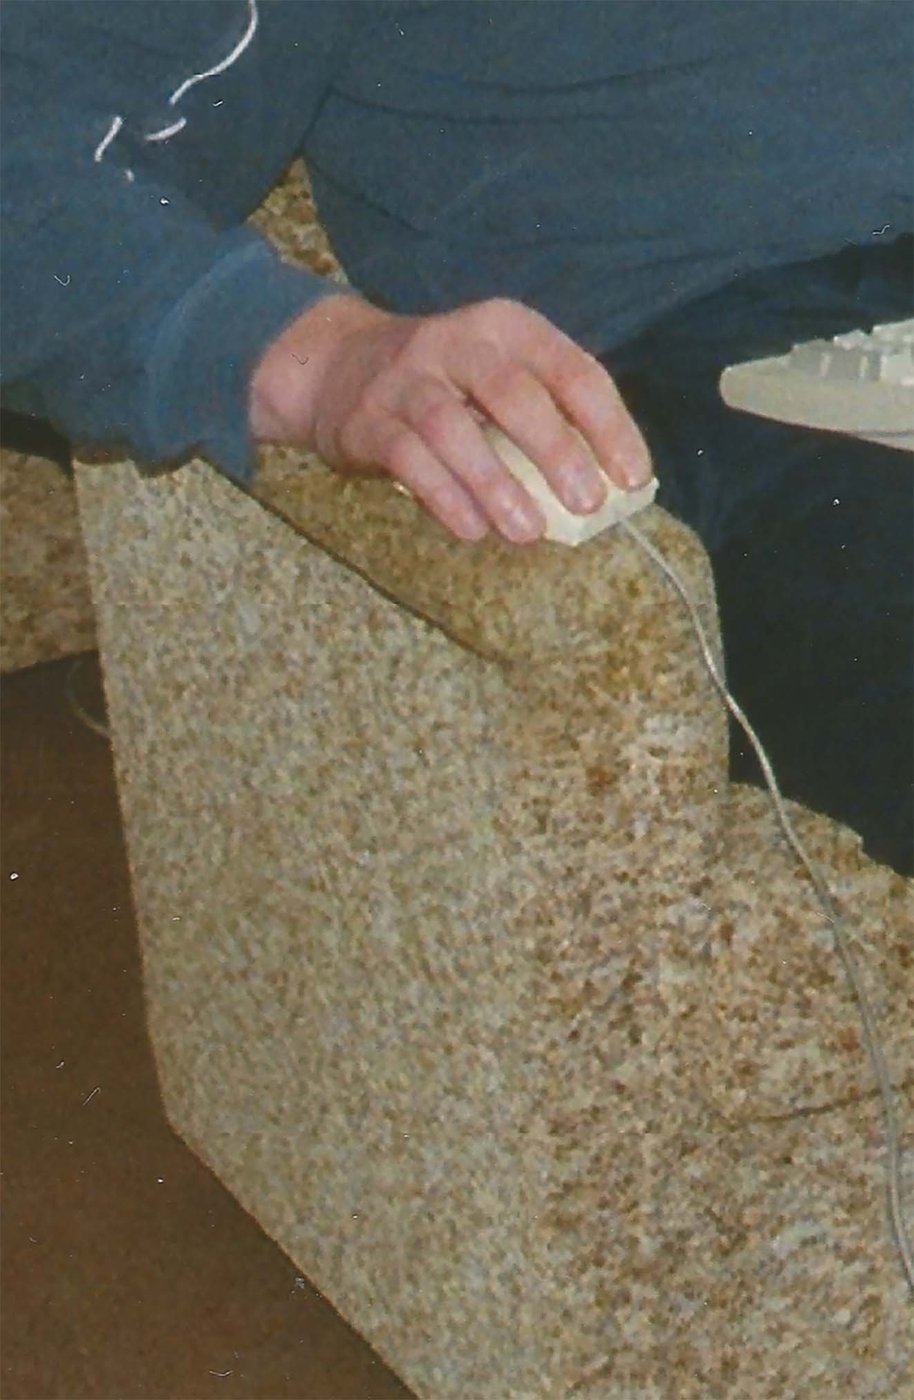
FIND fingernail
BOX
[506,502,543,541]
[566,475,606,513]
[625,464,652,489]
[624,445,654,489]
[460,515,489,540]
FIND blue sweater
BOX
[1,0,910,483]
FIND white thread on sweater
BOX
[161,0,258,111]
[93,114,123,163]
[144,117,188,145]
[620,515,913,1296]
[93,0,258,176]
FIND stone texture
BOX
[69,154,913,1400]
[249,156,349,285]
[0,157,330,678]
[75,450,913,1400]
[0,448,96,672]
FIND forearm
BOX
[1,9,343,484]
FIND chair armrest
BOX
[252,447,721,669]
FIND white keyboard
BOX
[720,318,914,450]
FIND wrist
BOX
[248,291,388,445]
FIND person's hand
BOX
[249,290,653,543]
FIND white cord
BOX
[619,515,913,1296]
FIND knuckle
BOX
[414,397,460,447]
[386,428,424,478]
[398,321,428,358]
[484,294,520,316]
[400,315,444,361]
[476,295,522,331]
[554,356,609,405]
[336,414,365,461]
[348,382,384,430]
[467,338,505,384]
[484,364,532,415]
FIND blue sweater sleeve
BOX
[0,10,341,485]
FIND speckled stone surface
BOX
[249,158,350,286]
[75,448,912,1400]
[0,161,324,677]
[1,447,96,672]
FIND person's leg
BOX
[602,239,913,874]
[714,433,911,874]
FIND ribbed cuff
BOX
[140,229,339,484]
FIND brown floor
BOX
[1,653,414,1400]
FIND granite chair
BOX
[74,441,911,1399]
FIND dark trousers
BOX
[600,237,913,874]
